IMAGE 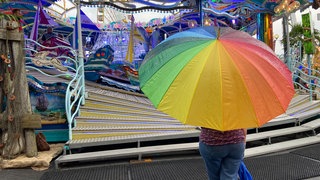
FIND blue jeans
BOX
[199,141,245,180]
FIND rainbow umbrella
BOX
[139,26,295,131]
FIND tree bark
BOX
[0,26,37,158]
[25,129,37,157]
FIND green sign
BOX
[302,13,314,54]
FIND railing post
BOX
[76,0,85,106]
[199,0,203,26]
[307,54,313,101]
[283,15,292,72]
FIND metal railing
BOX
[23,38,320,142]
[289,42,320,100]
[24,38,84,140]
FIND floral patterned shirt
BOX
[200,128,246,146]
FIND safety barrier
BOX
[24,38,85,140]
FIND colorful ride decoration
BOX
[312,46,320,77]
[39,36,74,58]
[83,30,146,91]
[122,65,139,86]
[25,35,76,73]
[27,75,69,142]
[28,75,67,123]
[83,43,142,91]
[86,45,114,67]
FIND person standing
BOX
[199,128,247,180]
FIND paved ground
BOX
[1,143,320,180]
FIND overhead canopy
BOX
[78,9,100,31]
[0,0,101,39]
[7,0,57,7]
[0,0,312,37]
[78,0,309,14]
[77,0,311,34]
[0,0,62,29]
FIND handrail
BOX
[289,43,320,100]
[65,64,85,139]
[24,38,84,140]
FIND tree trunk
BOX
[0,26,37,158]
[25,129,37,157]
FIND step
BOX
[85,97,155,110]
[248,118,320,143]
[78,111,176,121]
[55,135,320,169]
[292,108,320,122]
[88,92,151,106]
[245,135,320,158]
[81,102,164,114]
[73,125,195,130]
[288,94,310,108]
[79,106,170,118]
[260,114,298,128]
[87,86,145,99]
[68,130,200,149]
[301,118,320,130]
[75,117,180,124]
[286,100,320,115]
[55,142,199,169]
[247,126,311,143]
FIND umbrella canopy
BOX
[139,26,295,131]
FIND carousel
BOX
[0,0,316,169]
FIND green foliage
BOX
[0,14,19,22]
[281,23,320,47]
[0,0,8,19]
[288,24,304,46]
[0,0,20,22]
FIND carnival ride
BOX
[82,25,148,91]
[39,36,74,58]
[1,0,319,143]
[1,0,312,93]
[2,0,317,113]
[1,1,320,172]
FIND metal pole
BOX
[199,0,203,26]
[308,9,315,101]
[307,54,313,100]
[283,15,291,71]
[76,0,86,105]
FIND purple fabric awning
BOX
[39,4,58,27]
[73,9,100,49]
[78,9,100,31]
[30,0,58,41]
